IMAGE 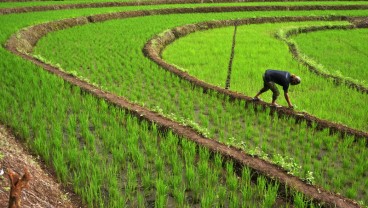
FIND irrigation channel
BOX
[2,3,368,208]
[225,24,237,90]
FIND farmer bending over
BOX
[253,69,301,108]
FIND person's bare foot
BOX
[253,97,262,101]
[271,103,282,107]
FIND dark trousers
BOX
[259,75,280,100]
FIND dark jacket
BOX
[264,69,291,92]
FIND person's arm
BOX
[284,92,293,108]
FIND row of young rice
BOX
[162,21,368,131]
[31,10,368,205]
[290,28,368,88]
[2,0,368,9]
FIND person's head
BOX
[290,74,301,85]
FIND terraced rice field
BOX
[0,0,367,207]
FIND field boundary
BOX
[225,24,237,89]
[276,22,368,93]
[4,7,365,208]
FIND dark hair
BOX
[291,75,301,85]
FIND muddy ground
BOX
[0,125,82,208]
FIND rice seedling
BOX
[217,185,227,207]
[293,192,309,208]
[256,176,267,199]
[229,192,239,208]
[201,189,216,208]
[155,178,168,208]
[262,182,279,207]
[226,162,238,191]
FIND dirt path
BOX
[225,24,237,89]
[0,125,82,208]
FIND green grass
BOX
[0,1,90,8]
[292,28,368,87]
[1,1,368,8]
[31,10,368,204]
[1,2,368,206]
[163,21,368,131]
[0,51,312,207]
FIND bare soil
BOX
[0,125,82,208]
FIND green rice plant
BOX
[208,169,219,192]
[229,193,239,208]
[182,139,196,166]
[198,159,209,180]
[201,189,216,208]
[217,185,227,207]
[53,151,68,183]
[134,148,145,172]
[173,186,186,207]
[241,183,252,206]
[185,162,195,189]
[198,147,210,178]
[142,170,153,191]
[155,157,165,178]
[125,163,137,201]
[155,178,168,208]
[170,152,182,176]
[241,167,251,189]
[137,192,145,208]
[256,176,268,200]
[226,162,238,191]
[293,192,309,208]
[262,182,279,207]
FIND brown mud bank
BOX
[4,6,367,207]
[1,2,368,15]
